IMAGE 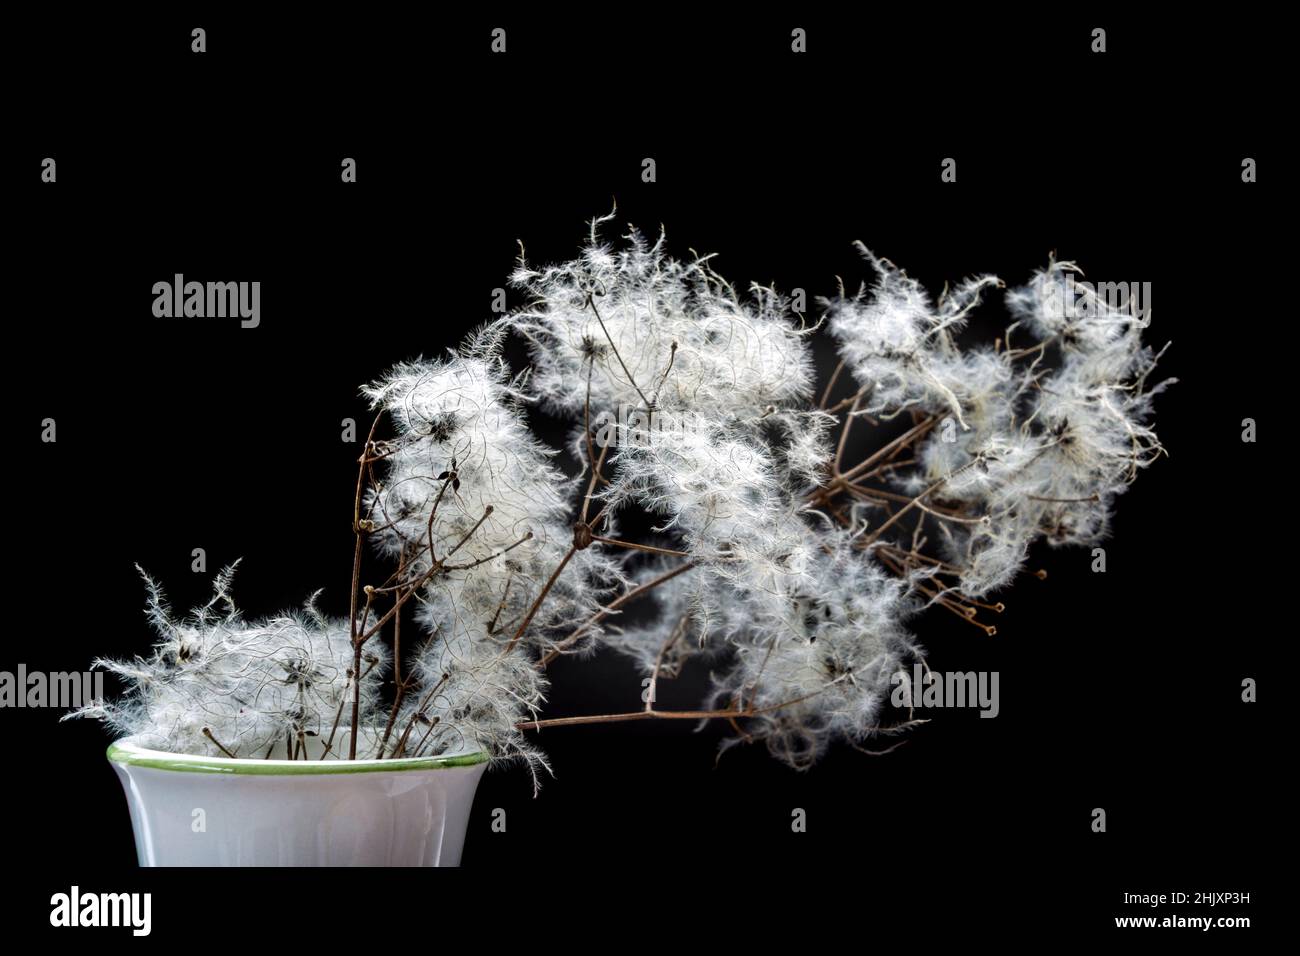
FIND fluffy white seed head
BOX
[78,228,1171,775]
[509,216,815,420]
[68,564,387,758]
[362,330,619,779]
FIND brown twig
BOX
[809,415,940,508]
[591,535,689,557]
[539,561,698,668]
[346,412,384,759]
[503,545,577,655]
[390,673,450,758]
[818,359,846,410]
[645,615,689,712]
[516,681,841,731]
[587,293,653,411]
[202,727,237,758]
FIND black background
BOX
[6,9,1276,940]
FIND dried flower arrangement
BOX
[71,214,1172,785]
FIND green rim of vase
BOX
[107,739,489,775]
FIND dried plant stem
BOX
[393,550,407,686]
[875,550,997,636]
[846,484,982,523]
[857,450,986,549]
[348,640,366,760]
[518,708,750,730]
[425,474,455,565]
[408,715,442,758]
[581,427,613,524]
[587,293,652,411]
[517,682,833,731]
[650,340,678,408]
[645,615,688,712]
[202,727,236,758]
[328,654,381,761]
[356,507,495,648]
[818,358,846,409]
[591,535,689,557]
[811,414,940,507]
[488,576,514,636]
[582,358,613,489]
[539,561,698,668]
[320,678,352,759]
[346,413,384,759]
[876,542,964,574]
[833,386,870,473]
[440,531,533,571]
[389,673,450,758]
[503,545,576,655]
[522,657,896,733]
[375,676,412,758]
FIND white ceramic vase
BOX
[108,735,488,866]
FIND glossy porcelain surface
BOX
[108,737,488,866]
